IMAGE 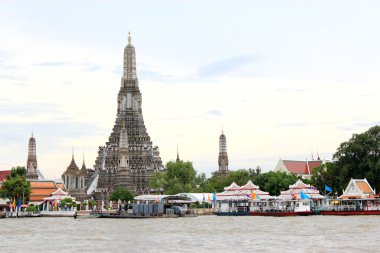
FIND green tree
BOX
[149,172,166,192]
[61,197,77,209]
[109,187,134,202]
[150,160,198,194]
[0,166,30,203]
[323,125,380,194]
[253,171,299,196]
[310,162,339,194]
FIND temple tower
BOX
[62,152,86,202]
[217,130,229,175]
[26,133,39,180]
[114,126,133,189]
[176,145,180,162]
[93,33,164,195]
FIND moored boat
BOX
[319,179,380,216]
[250,199,313,217]
[319,198,380,216]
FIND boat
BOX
[318,179,380,215]
[319,198,380,215]
[249,199,313,217]
[97,212,180,218]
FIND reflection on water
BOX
[1,215,380,252]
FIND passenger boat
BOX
[319,179,380,215]
[319,198,380,215]
[249,199,313,217]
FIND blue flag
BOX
[212,193,216,202]
[300,191,310,199]
[17,197,21,208]
[325,184,332,192]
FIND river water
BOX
[1,215,379,252]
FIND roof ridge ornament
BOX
[128,31,132,45]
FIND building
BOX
[26,133,39,180]
[274,158,324,179]
[61,153,87,202]
[216,130,229,175]
[25,133,45,180]
[89,33,164,201]
[278,179,325,202]
[0,170,11,188]
[29,180,65,204]
[339,178,376,199]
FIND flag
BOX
[300,191,310,199]
[212,193,216,202]
[17,197,21,209]
[311,186,317,191]
[257,195,261,201]
[207,194,211,202]
[325,184,332,192]
[251,192,257,200]
[12,197,16,209]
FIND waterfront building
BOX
[278,179,324,203]
[215,181,272,213]
[274,158,323,179]
[29,179,65,204]
[216,130,229,175]
[339,178,376,199]
[61,153,87,202]
[42,188,77,212]
[89,33,164,202]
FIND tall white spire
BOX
[123,32,137,80]
[218,130,229,175]
[26,133,38,179]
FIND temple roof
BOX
[282,160,322,175]
[224,182,240,191]
[0,170,11,182]
[339,178,375,199]
[240,180,259,190]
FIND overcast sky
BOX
[1,0,380,179]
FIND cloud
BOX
[139,54,259,84]
[276,122,308,128]
[32,61,72,67]
[0,102,63,117]
[197,54,258,78]
[82,64,102,72]
[206,110,223,116]
[276,88,311,93]
[0,75,18,80]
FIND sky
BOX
[0,0,380,180]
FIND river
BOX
[1,215,379,252]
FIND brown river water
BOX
[1,215,379,253]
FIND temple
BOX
[26,133,39,180]
[274,158,324,179]
[61,152,87,202]
[88,33,164,201]
[216,130,229,175]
